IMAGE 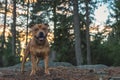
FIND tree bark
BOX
[12,0,16,55]
[73,0,83,65]
[26,0,30,45]
[85,0,91,64]
[53,0,57,48]
[1,0,7,50]
[2,0,7,49]
[0,0,7,67]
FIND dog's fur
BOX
[21,24,50,75]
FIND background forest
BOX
[0,0,120,67]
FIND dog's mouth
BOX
[38,37,45,41]
[35,32,46,41]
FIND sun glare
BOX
[94,5,109,25]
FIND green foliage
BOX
[30,1,52,24]
[91,41,113,66]
[52,14,76,64]
[0,36,20,67]
[106,0,120,66]
[77,0,120,66]
[109,43,120,66]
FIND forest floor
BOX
[0,63,120,80]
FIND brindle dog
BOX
[21,24,50,76]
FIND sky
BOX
[94,5,109,25]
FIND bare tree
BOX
[85,0,91,64]
[26,0,30,45]
[73,0,83,65]
[53,0,57,44]
[51,0,57,61]
[11,0,16,55]
[0,0,8,67]
[1,0,7,50]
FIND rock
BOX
[0,72,3,77]
[48,61,73,67]
[0,61,73,71]
[77,64,108,70]
[108,77,120,80]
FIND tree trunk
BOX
[85,0,91,64]
[2,0,7,49]
[53,1,57,48]
[12,0,16,55]
[52,1,57,61]
[26,0,30,45]
[73,0,83,65]
[0,0,7,67]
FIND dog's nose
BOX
[39,32,44,38]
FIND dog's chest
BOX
[36,48,44,53]
[31,47,49,57]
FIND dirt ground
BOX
[0,66,120,80]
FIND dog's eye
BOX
[34,28,39,31]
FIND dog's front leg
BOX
[44,55,50,74]
[30,55,37,76]
[21,51,29,73]
[36,57,40,71]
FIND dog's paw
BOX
[36,67,41,71]
[21,69,24,74]
[45,70,50,75]
[21,71,24,74]
[21,71,26,74]
[30,70,36,76]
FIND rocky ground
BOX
[0,61,120,80]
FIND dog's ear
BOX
[30,24,35,28]
[44,23,49,27]
[29,24,36,34]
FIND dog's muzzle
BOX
[35,32,46,41]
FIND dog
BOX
[21,24,50,76]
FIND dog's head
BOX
[31,24,49,44]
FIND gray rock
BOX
[48,61,73,67]
[109,77,120,80]
[0,61,73,71]
[77,64,108,70]
[0,72,3,77]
